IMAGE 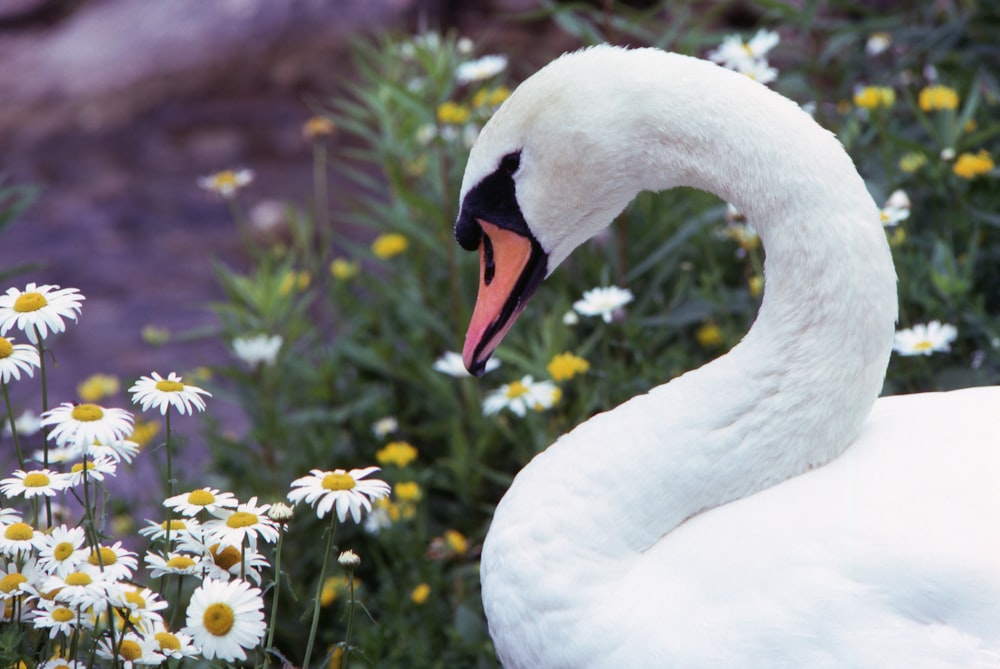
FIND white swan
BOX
[453,45,1000,668]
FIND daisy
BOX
[433,350,500,377]
[96,632,165,668]
[0,520,41,557]
[371,416,398,439]
[31,597,94,638]
[880,189,911,227]
[108,584,168,629]
[84,438,141,464]
[138,517,200,543]
[456,54,508,84]
[0,468,71,499]
[0,556,40,601]
[232,334,283,367]
[86,541,138,581]
[483,375,561,417]
[0,335,40,383]
[33,524,89,578]
[37,657,86,669]
[707,30,780,84]
[183,578,266,661]
[203,496,279,550]
[41,402,134,450]
[198,168,254,198]
[893,321,958,356]
[573,286,634,323]
[144,620,200,659]
[44,567,112,610]
[164,487,239,517]
[4,408,41,437]
[0,282,85,344]
[129,371,211,416]
[144,551,203,579]
[287,467,391,523]
[66,455,117,486]
[199,542,270,585]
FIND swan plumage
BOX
[453,45,1000,668]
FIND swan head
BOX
[455,45,663,375]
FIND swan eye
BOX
[482,232,496,285]
[500,151,521,175]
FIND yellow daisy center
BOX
[209,544,241,570]
[119,639,142,661]
[166,555,196,570]
[53,541,76,561]
[88,546,118,566]
[0,572,28,593]
[226,511,258,528]
[322,473,356,491]
[71,404,104,422]
[203,602,235,636]
[70,462,94,474]
[125,590,146,608]
[188,489,216,506]
[51,606,75,622]
[161,519,187,531]
[22,472,51,487]
[212,171,239,189]
[4,522,33,541]
[65,571,92,586]
[13,292,47,312]
[155,631,181,651]
[0,338,12,357]
[913,340,934,352]
[505,380,529,399]
[155,379,184,392]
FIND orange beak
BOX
[462,220,547,376]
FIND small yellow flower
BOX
[436,102,471,125]
[918,85,959,112]
[320,575,352,607]
[887,226,906,247]
[546,352,590,382]
[330,258,359,281]
[303,116,336,140]
[77,374,120,402]
[375,441,418,468]
[471,86,511,109]
[411,583,431,605]
[952,150,994,179]
[394,481,422,503]
[748,275,764,298]
[371,233,408,259]
[898,152,927,173]
[444,529,468,555]
[129,418,160,449]
[696,323,724,348]
[198,169,254,198]
[853,86,895,110]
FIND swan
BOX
[453,45,1000,668]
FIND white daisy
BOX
[85,438,141,464]
[866,31,892,56]
[573,286,634,323]
[33,524,89,578]
[129,371,211,416]
[0,282,85,344]
[108,584,168,629]
[0,508,22,524]
[197,168,254,198]
[143,551,203,579]
[200,541,271,585]
[0,520,40,557]
[37,657,87,669]
[183,578,266,661]
[0,556,40,600]
[4,408,41,437]
[287,466,391,523]
[455,54,507,84]
[164,487,239,517]
[0,468,71,499]
[40,402,134,450]
[96,632,165,668]
[86,541,138,581]
[880,189,911,227]
[66,454,117,486]
[203,496,279,551]
[31,597,94,638]
[893,321,958,356]
[482,375,561,417]
[0,335,40,383]
[371,416,398,439]
[138,517,201,544]
[44,567,113,610]
[232,334,283,367]
[144,620,200,659]
[433,350,500,377]
[707,29,780,84]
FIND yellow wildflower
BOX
[436,102,471,125]
[129,418,160,449]
[918,85,959,112]
[898,152,927,173]
[853,86,895,110]
[303,115,336,140]
[321,575,352,607]
[748,275,764,298]
[444,529,468,555]
[411,583,431,605]
[696,323,724,348]
[472,86,511,109]
[546,352,590,381]
[394,481,422,503]
[952,150,994,179]
[330,258,359,281]
[77,374,120,402]
[371,233,408,259]
[376,441,418,467]
[279,270,311,296]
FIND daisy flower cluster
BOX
[707,28,780,84]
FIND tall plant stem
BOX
[302,514,338,669]
[1,381,25,469]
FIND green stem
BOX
[262,522,287,663]
[302,514,338,669]
[1,381,25,469]
[34,331,52,527]
[342,569,356,669]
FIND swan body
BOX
[453,46,1000,668]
